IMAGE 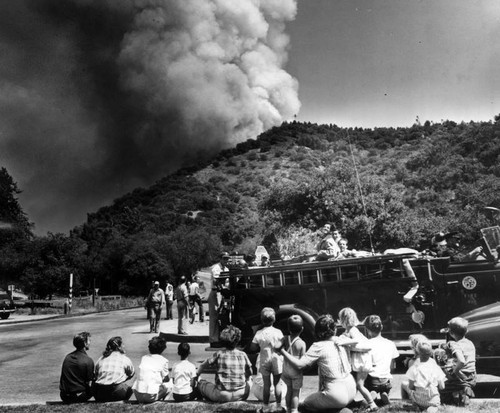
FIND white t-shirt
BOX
[211,263,228,278]
[132,354,169,394]
[252,326,284,367]
[172,359,197,395]
[405,358,446,390]
[189,282,199,296]
[368,335,399,379]
[165,284,174,300]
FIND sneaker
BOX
[379,392,390,406]
[426,407,438,413]
[459,393,470,406]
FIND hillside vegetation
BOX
[2,118,500,298]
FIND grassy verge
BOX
[1,400,499,413]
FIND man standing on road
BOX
[176,276,189,335]
[188,275,204,323]
[59,331,94,404]
[146,281,165,333]
[208,252,230,347]
[165,281,174,320]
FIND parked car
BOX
[0,290,16,319]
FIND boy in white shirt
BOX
[364,314,400,406]
[403,341,446,413]
[249,307,284,413]
[172,343,198,402]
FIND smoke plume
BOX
[0,0,300,234]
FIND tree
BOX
[0,167,33,247]
[19,233,86,299]
[162,227,222,278]
[120,237,173,296]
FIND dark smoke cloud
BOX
[0,0,300,235]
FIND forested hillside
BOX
[2,118,500,297]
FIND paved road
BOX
[0,308,212,405]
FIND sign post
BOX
[68,273,73,314]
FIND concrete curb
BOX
[1,398,499,408]
[160,331,209,343]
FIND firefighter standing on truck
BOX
[208,252,230,347]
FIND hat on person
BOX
[220,252,230,259]
[154,281,160,286]
[431,232,447,246]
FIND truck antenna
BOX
[347,131,375,255]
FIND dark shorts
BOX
[93,381,133,402]
[173,392,197,402]
[365,375,392,394]
[440,370,476,405]
[60,390,92,404]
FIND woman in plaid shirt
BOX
[93,336,135,402]
[197,325,252,402]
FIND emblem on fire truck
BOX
[462,275,477,291]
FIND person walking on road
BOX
[59,331,94,404]
[209,252,230,347]
[146,281,165,333]
[189,275,204,323]
[165,281,174,320]
[176,276,189,335]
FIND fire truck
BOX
[221,226,500,376]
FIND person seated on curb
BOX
[196,325,253,402]
[93,336,135,402]
[402,340,445,413]
[363,315,400,407]
[172,343,199,402]
[59,331,94,404]
[132,336,171,403]
[438,317,477,406]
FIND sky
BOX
[287,0,500,127]
[0,0,499,235]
